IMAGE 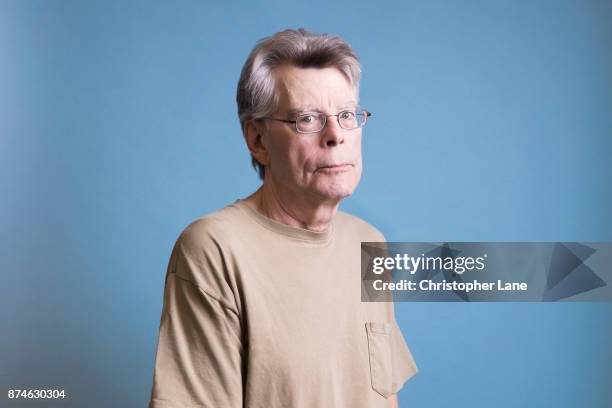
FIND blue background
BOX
[1,0,611,407]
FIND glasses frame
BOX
[262,109,372,134]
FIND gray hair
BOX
[236,28,362,179]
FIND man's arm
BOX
[389,394,399,408]
[149,272,244,408]
[149,231,244,408]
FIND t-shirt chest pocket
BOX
[365,321,393,398]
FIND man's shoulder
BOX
[335,210,386,242]
[176,202,245,249]
[166,203,245,308]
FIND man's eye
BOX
[298,114,317,123]
[340,111,355,120]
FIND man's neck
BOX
[243,183,339,233]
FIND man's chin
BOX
[312,184,358,203]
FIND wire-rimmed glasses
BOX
[262,108,372,134]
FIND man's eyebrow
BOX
[338,102,359,110]
[287,106,317,115]
[287,102,359,115]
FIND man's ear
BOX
[244,120,270,168]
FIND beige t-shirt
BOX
[149,199,417,408]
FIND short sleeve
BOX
[149,241,244,407]
[389,318,418,394]
[375,232,419,393]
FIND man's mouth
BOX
[316,163,353,172]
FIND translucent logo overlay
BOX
[361,243,612,302]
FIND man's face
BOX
[262,65,363,203]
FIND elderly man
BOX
[149,28,417,408]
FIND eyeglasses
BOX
[262,108,372,134]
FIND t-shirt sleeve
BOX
[389,317,418,394]
[375,231,418,394]
[384,281,418,394]
[149,234,244,408]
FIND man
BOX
[149,28,417,408]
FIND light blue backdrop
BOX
[1,1,611,407]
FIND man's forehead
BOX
[273,65,358,113]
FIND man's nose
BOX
[321,116,345,147]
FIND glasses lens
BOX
[338,109,368,130]
[338,110,357,129]
[296,113,325,133]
